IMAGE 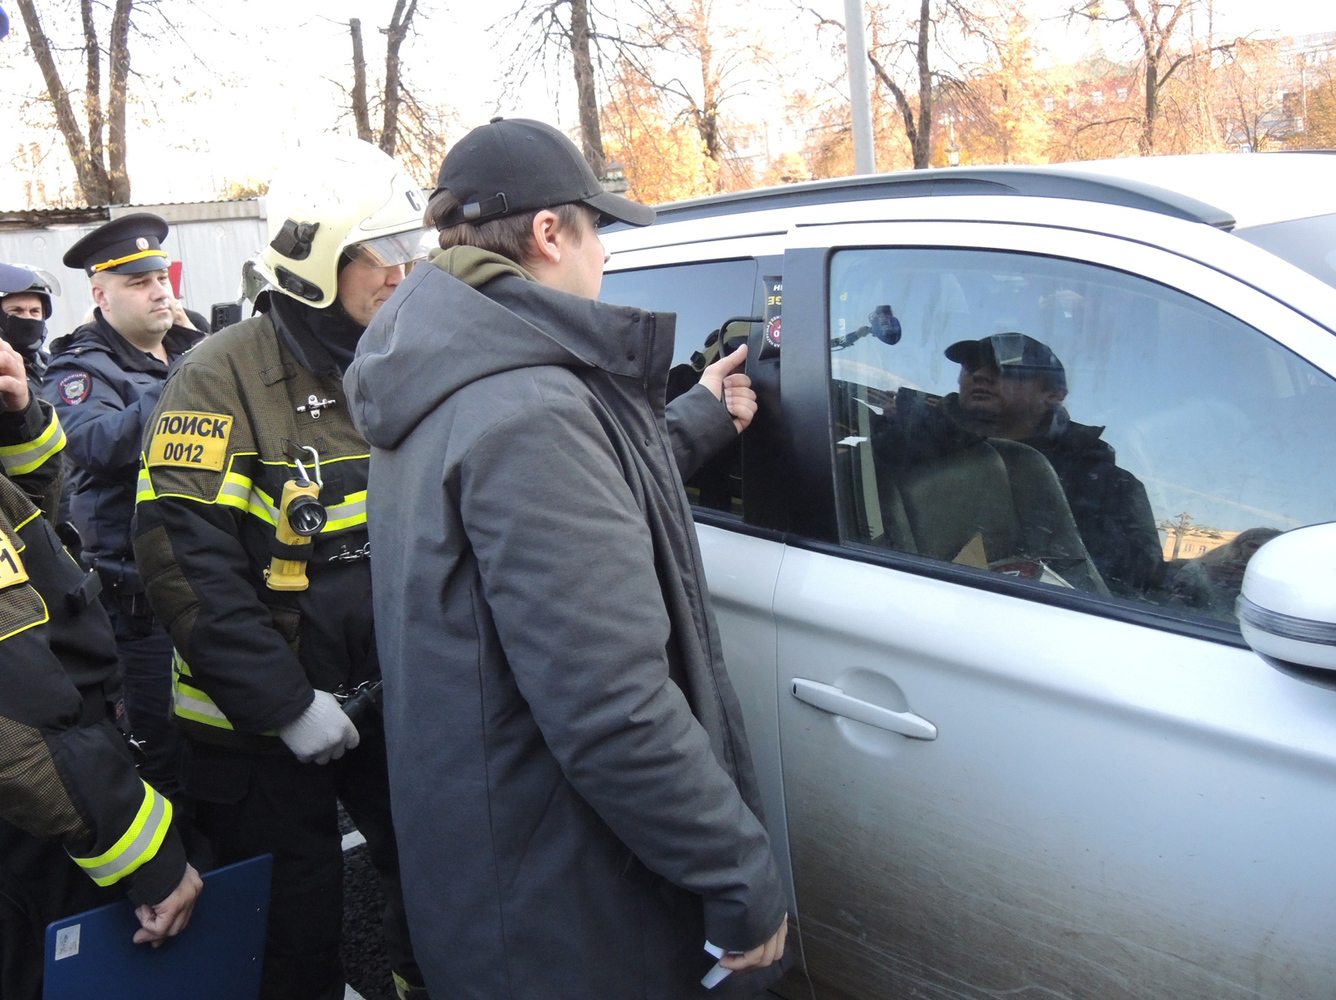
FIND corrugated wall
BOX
[0,201,267,343]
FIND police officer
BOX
[0,263,202,1000]
[133,138,429,1000]
[42,214,203,797]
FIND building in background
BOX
[1,200,266,337]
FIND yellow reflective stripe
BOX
[69,781,173,886]
[172,651,232,729]
[135,464,157,504]
[323,491,367,531]
[172,654,278,735]
[12,508,39,533]
[175,681,235,729]
[0,409,66,476]
[142,455,366,533]
[213,473,277,525]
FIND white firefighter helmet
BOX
[258,136,429,309]
[0,265,60,319]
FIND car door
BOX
[598,249,803,919]
[772,218,1336,999]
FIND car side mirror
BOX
[1238,523,1336,686]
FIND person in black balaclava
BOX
[0,265,57,395]
[1,266,66,523]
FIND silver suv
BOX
[600,152,1336,1000]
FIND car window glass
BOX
[601,259,759,515]
[601,259,759,367]
[1236,213,1336,291]
[829,247,1336,627]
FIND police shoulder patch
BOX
[146,411,233,472]
[57,371,92,406]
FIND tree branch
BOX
[350,18,374,142]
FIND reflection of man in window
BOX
[943,333,1162,596]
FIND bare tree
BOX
[350,18,375,142]
[497,0,610,176]
[347,1,421,157]
[614,0,767,189]
[1068,0,1203,155]
[800,0,992,170]
[1213,37,1290,151]
[13,0,135,203]
[867,0,933,168]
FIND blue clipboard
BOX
[43,854,272,1000]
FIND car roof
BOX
[1052,152,1336,229]
[607,152,1335,235]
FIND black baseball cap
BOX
[63,213,170,276]
[432,118,655,229]
[945,333,1067,390]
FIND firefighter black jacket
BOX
[0,395,184,908]
[133,307,377,751]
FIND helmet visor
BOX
[345,228,432,269]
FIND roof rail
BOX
[609,165,1237,232]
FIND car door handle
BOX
[791,678,938,740]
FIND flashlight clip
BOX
[264,447,326,592]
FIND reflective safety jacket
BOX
[133,310,375,752]
[0,394,66,519]
[0,464,184,906]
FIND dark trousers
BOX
[186,714,424,1000]
[106,604,184,798]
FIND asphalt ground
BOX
[339,807,395,1000]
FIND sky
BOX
[1,0,1334,208]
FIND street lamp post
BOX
[844,0,877,174]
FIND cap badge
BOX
[136,237,149,250]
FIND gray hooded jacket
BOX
[345,248,786,999]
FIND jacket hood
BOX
[346,245,668,450]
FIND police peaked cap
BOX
[64,213,171,276]
[433,118,655,229]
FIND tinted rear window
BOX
[1236,213,1336,290]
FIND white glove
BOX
[278,690,360,765]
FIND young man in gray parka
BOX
[345,118,789,999]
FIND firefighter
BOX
[42,214,203,798]
[133,138,431,1000]
[0,263,201,1000]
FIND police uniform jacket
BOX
[345,248,786,999]
[0,406,184,908]
[42,312,201,563]
[132,307,378,750]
